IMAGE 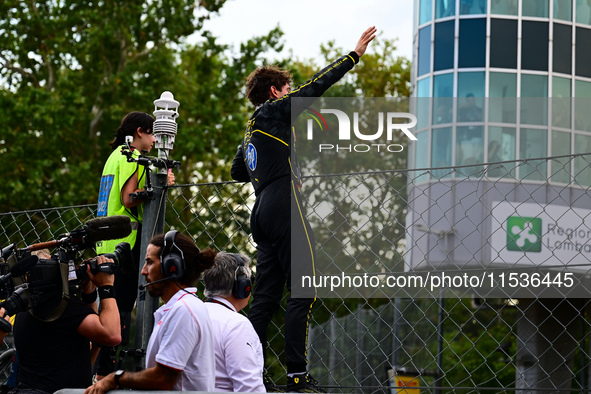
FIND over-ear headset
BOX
[161,230,185,280]
[229,253,252,299]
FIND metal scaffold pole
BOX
[133,91,180,370]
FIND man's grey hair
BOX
[203,251,252,298]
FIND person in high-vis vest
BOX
[95,111,175,379]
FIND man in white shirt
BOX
[85,230,217,393]
[203,252,266,392]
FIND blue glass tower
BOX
[409,1,591,390]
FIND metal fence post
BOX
[329,314,337,388]
[434,292,445,394]
[132,91,180,370]
[391,298,401,371]
[133,171,167,369]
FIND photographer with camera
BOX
[96,111,175,377]
[85,231,216,393]
[10,255,121,393]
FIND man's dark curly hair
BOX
[246,65,292,107]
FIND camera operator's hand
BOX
[81,275,97,295]
[77,254,121,350]
[87,255,115,288]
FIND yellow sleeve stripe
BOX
[253,129,289,147]
[271,55,354,103]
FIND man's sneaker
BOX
[264,373,285,393]
[286,373,326,393]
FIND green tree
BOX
[0,1,288,213]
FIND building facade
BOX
[408,0,591,390]
[411,0,591,184]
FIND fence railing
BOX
[2,154,591,392]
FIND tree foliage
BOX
[0,0,282,212]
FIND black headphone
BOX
[229,253,252,299]
[160,230,185,280]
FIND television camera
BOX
[0,215,133,330]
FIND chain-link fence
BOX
[2,154,591,392]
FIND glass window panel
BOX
[574,134,591,186]
[460,0,487,14]
[521,74,548,126]
[519,128,548,180]
[418,26,432,77]
[417,77,431,97]
[436,0,456,18]
[434,100,452,124]
[434,21,455,71]
[431,127,453,178]
[554,0,572,21]
[416,78,431,130]
[551,130,571,183]
[491,0,518,15]
[457,72,485,123]
[459,19,486,68]
[523,0,549,17]
[489,72,517,123]
[576,0,591,25]
[575,80,591,132]
[414,130,430,182]
[434,73,453,96]
[487,126,516,178]
[521,74,548,97]
[575,79,591,96]
[490,19,518,68]
[552,76,571,97]
[521,21,549,71]
[433,73,454,126]
[552,76,571,128]
[576,28,591,77]
[456,126,484,177]
[553,23,572,74]
[419,0,433,24]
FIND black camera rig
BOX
[120,145,180,203]
[0,216,133,328]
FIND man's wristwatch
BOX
[114,370,125,388]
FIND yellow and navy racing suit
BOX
[231,51,360,373]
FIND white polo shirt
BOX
[146,288,215,391]
[205,296,265,392]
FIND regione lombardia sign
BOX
[490,201,591,270]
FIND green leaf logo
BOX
[506,216,542,252]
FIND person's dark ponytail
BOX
[149,233,217,286]
[109,111,155,150]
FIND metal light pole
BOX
[133,91,180,368]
